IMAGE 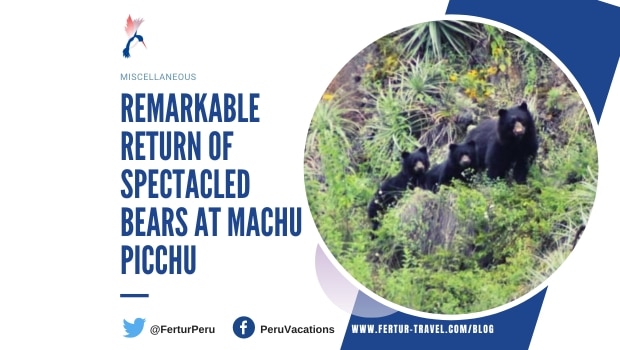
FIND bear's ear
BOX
[448,143,457,151]
[401,151,410,159]
[519,101,528,110]
[498,109,508,119]
[418,146,427,154]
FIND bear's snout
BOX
[459,155,471,167]
[513,121,525,136]
[413,161,426,172]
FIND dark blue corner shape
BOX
[446,0,620,124]
[341,288,547,350]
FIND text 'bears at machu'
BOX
[121,93,260,123]
[120,206,301,237]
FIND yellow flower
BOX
[449,73,458,82]
[464,88,477,99]
[467,69,478,78]
[487,66,498,76]
[484,88,493,97]
[322,93,334,101]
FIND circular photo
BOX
[304,20,598,315]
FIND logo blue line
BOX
[120,293,149,298]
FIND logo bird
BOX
[123,15,146,58]
[123,318,146,338]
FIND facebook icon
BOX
[233,316,255,338]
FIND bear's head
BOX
[401,146,430,176]
[448,140,477,169]
[497,101,535,140]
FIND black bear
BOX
[424,140,477,192]
[368,146,430,231]
[464,101,538,184]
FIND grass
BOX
[304,20,597,314]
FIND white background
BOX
[0,1,617,348]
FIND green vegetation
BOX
[304,20,597,314]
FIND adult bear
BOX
[367,147,430,231]
[465,102,538,184]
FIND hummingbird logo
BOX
[123,15,146,58]
[123,318,146,338]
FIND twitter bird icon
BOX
[123,318,146,338]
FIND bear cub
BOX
[425,140,477,192]
[464,101,538,184]
[368,146,430,231]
